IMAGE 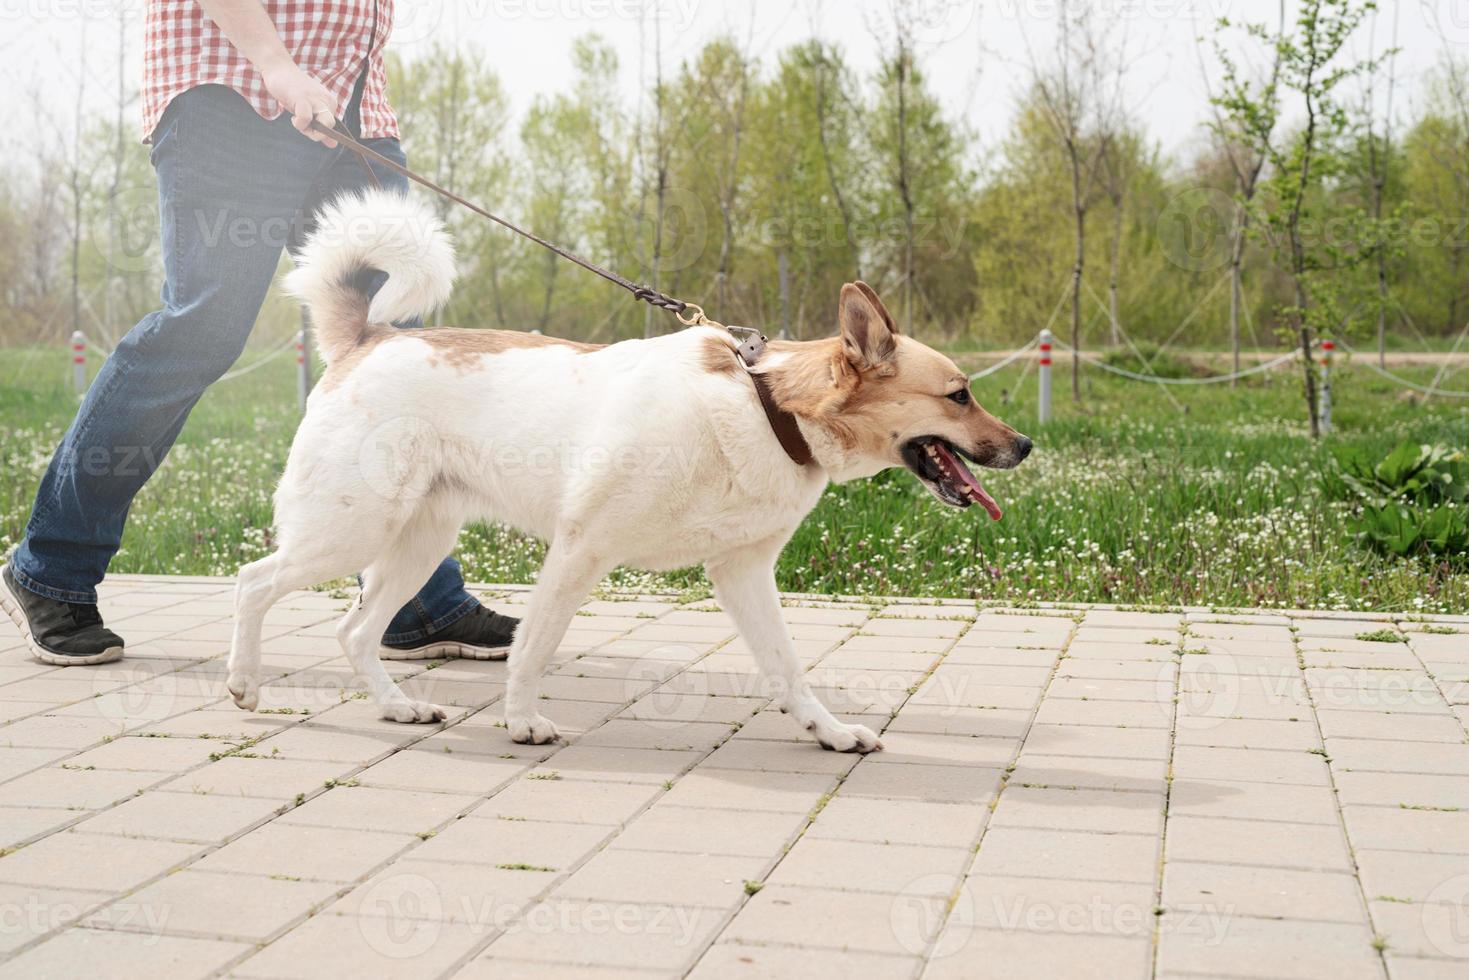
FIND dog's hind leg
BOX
[504,535,612,744]
[706,540,882,753]
[338,508,464,724]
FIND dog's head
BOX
[775,281,1031,518]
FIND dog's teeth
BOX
[926,446,939,458]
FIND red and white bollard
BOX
[1037,328,1053,425]
[1319,339,1334,434]
[295,329,310,413]
[70,331,87,395]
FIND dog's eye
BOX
[948,388,970,406]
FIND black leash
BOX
[314,120,708,326]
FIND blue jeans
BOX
[10,85,476,643]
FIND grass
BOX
[3,343,1468,613]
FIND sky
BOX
[0,0,1458,168]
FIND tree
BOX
[1205,0,1285,381]
[1233,0,1382,437]
[1027,0,1126,399]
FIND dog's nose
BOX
[1014,435,1033,461]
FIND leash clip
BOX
[728,325,768,366]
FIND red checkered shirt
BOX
[141,0,398,143]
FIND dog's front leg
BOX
[706,542,882,753]
[504,536,611,744]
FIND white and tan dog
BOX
[226,190,1031,753]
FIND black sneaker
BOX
[380,603,518,661]
[0,564,125,666]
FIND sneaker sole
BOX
[0,566,124,667]
[379,640,510,662]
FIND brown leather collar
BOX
[732,335,814,468]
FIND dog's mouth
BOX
[901,437,1002,519]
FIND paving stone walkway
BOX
[2,575,1468,979]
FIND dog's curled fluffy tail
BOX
[283,189,456,366]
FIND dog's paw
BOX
[811,720,883,754]
[226,672,259,712]
[507,713,560,745]
[381,700,448,724]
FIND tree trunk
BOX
[1108,193,1123,347]
[1228,212,1247,386]
[1071,202,1085,402]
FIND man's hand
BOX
[260,59,339,147]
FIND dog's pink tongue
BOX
[932,441,1002,520]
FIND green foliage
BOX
[1331,442,1469,562]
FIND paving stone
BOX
[1164,816,1354,872]
[1172,716,1323,750]
[86,871,339,941]
[480,898,727,971]
[0,766,165,810]
[1156,916,1385,979]
[1022,724,1174,760]
[1325,738,1469,776]
[1008,754,1168,794]
[961,874,1157,936]
[528,745,702,785]
[970,828,1159,883]
[190,823,413,882]
[991,785,1165,835]
[608,805,805,858]
[1342,805,1469,854]
[924,929,1153,980]
[412,816,611,871]
[1163,861,1368,922]
[1170,745,1333,786]
[1335,771,1469,810]
[232,910,487,979]
[277,785,479,834]
[1168,779,1341,824]
[688,942,919,980]
[658,769,836,814]
[864,732,1020,768]
[770,837,970,895]
[719,883,942,956]
[0,882,112,954]
[884,705,1032,739]
[806,796,985,847]
[74,789,283,844]
[0,832,200,891]
[555,849,765,908]
[335,859,550,925]
[357,748,528,794]
[2,927,248,979]
[839,761,1003,804]
[163,756,356,799]
[1357,849,1469,903]
[473,776,660,825]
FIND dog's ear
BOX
[839,282,898,374]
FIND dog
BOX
[226,189,1031,753]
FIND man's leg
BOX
[297,138,515,657]
[4,87,335,662]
